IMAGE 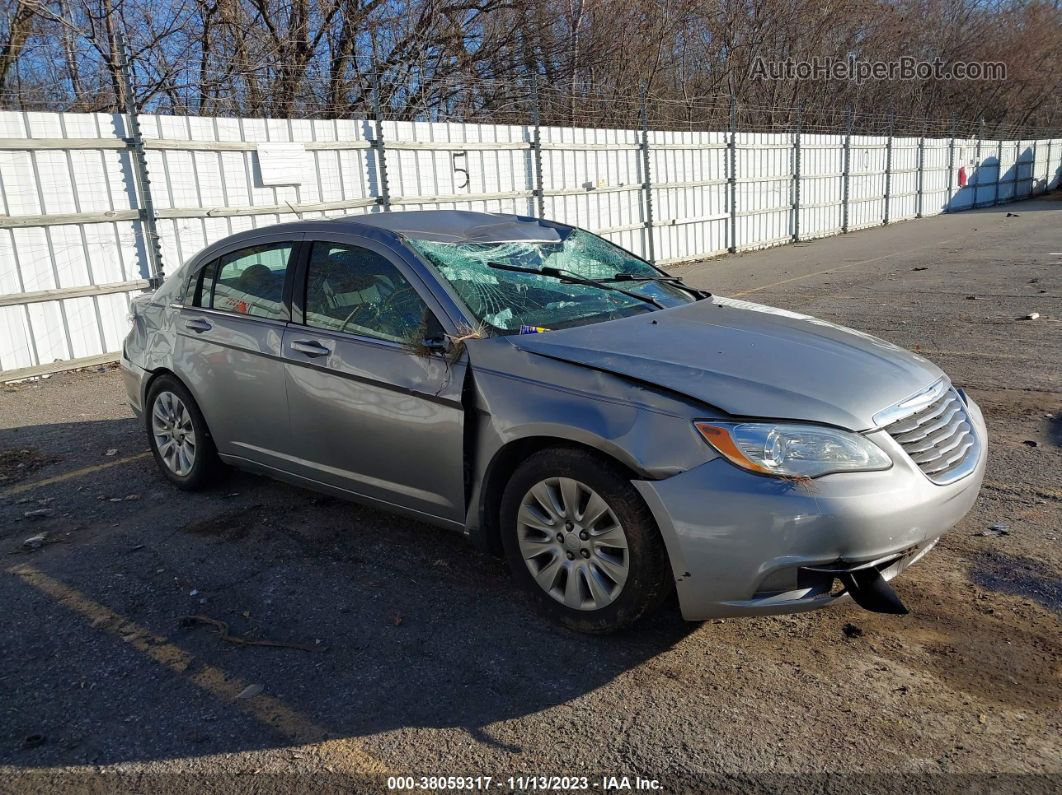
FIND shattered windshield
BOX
[407,228,696,333]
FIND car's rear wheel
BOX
[500,447,672,633]
[145,375,223,490]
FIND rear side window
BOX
[303,242,431,343]
[193,243,293,320]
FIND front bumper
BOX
[634,395,987,620]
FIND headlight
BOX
[694,421,892,478]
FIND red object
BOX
[958,166,967,187]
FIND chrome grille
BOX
[883,387,978,484]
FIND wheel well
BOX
[142,367,178,406]
[142,368,215,440]
[474,437,640,556]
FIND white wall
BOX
[1,107,1060,376]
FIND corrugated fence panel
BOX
[736,132,792,250]
[648,129,728,263]
[800,134,844,239]
[848,136,888,230]
[889,137,920,221]
[0,110,145,373]
[2,109,1060,376]
[921,138,951,215]
[384,119,530,217]
[540,124,646,258]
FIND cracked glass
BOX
[408,229,695,333]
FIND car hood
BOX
[506,295,944,430]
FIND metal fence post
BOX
[993,131,1002,206]
[973,118,983,207]
[915,120,926,218]
[1031,139,1039,195]
[371,74,391,211]
[946,118,956,212]
[728,95,738,253]
[1048,138,1055,191]
[116,31,164,289]
[530,75,545,219]
[1049,136,1057,191]
[639,84,655,264]
[883,112,894,225]
[792,105,802,242]
[841,108,852,233]
[1015,139,1022,199]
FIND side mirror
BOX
[421,335,452,354]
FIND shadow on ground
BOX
[0,418,696,768]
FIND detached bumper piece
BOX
[800,551,914,615]
[837,569,908,614]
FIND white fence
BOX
[1,108,1060,378]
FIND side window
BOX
[191,259,218,308]
[303,242,431,343]
[204,243,293,320]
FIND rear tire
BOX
[500,447,672,633]
[145,374,224,491]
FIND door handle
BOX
[290,339,332,357]
[185,318,212,333]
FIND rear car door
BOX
[281,235,467,524]
[176,235,300,468]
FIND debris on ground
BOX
[0,448,57,486]
[1006,213,1019,217]
[965,295,980,300]
[842,623,864,638]
[391,611,405,626]
[978,524,1011,537]
[912,266,929,271]
[235,684,263,700]
[21,534,48,550]
[1023,440,1039,447]
[104,448,118,456]
[1021,312,1040,320]
[179,614,322,652]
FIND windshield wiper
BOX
[486,262,664,309]
[605,273,712,299]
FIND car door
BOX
[175,235,300,468]
[281,235,467,524]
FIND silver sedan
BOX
[122,210,987,633]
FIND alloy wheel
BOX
[516,477,629,611]
[151,390,197,477]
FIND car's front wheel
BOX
[500,447,672,633]
[145,375,223,490]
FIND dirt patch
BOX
[181,506,271,541]
[970,550,1062,612]
[0,448,58,486]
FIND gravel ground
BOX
[1,197,1059,794]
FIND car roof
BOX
[309,209,567,244]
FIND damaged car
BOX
[122,210,987,633]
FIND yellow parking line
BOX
[731,235,961,297]
[3,452,152,497]
[8,564,394,778]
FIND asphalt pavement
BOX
[1,196,1060,793]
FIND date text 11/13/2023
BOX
[385,775,662,791]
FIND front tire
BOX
[500,447,672,633]
[145,375,223,490]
